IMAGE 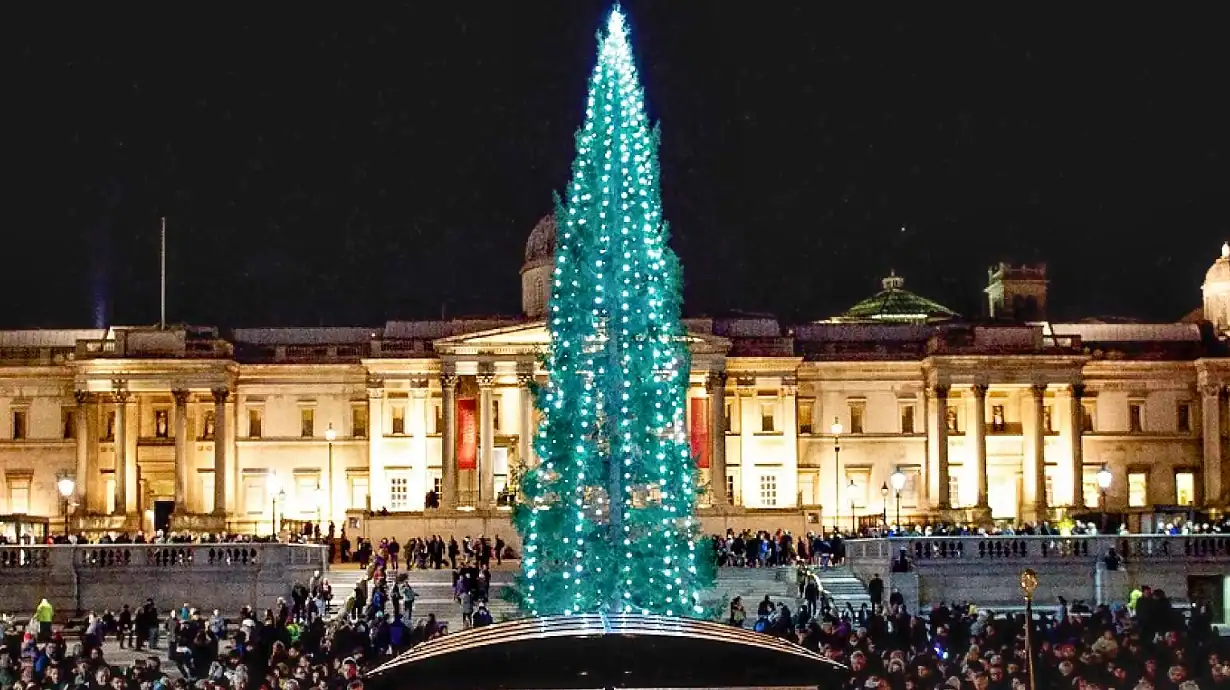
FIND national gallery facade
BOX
[2,216,1230,539]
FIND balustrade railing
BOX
[846,534,1230,564]
[0,543,325,571]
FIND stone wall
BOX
[0,543,327,618]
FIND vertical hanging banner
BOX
[457,397,478,470]
[690,397,710,469]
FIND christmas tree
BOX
[513,6,713,618]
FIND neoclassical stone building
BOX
[1,219,1229,539]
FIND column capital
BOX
[1071,383,1087,400]
[705,371,728,394]
[210,387,230,404]
[172,389,191,406]
[932,384,950,400]
[113,389,131,404]
[365,373,385,391]
[735,375,756,396]
[477,373,496,389]
[74,390,92,405]
[1030,383,1048,399]
[1201,383,1223,398]
[517,372,535,387]
[972,383,989,398]
[440,372,459,390]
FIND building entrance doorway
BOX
[154,500,175,534]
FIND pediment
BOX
[432,321,731,357]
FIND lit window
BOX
[248,408,263,438]
[1128,471,1148,508]
[948,473,961,509]
[900,404,915,434]
[1043,405,1054,434]
[1082,468,1100,509]
[392,405,406,435]
[243,476,266,514]
[1081,401,1095,433]
[352,406,368,438]
[1128,402,1144,433]
[349,474,370,511]
[389,474,410,511]
[797,399,814,434]
[491,397,502,433]
[849,404,865,434]
[8,478,30,514]
[726,475,735,504]
[1175,471,1196,506]
[300,408,315,437]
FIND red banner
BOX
[690,397,710,469]
[457,397,478,471]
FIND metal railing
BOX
[0,542,327,571]
[845,534,1230,563]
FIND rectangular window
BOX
[352,406,368,438]
[897,467,922,509]
[491,398,502,433]
[63,408,75,440]
[1177,402,1192,433]
[900,404,916,434]
[724,401,733,432]
[1128,471,1148,508]
[760,402,775,433]
[201,411,216,440]
[1044,469,1055,508]
[1128,401,1144,433]
[296,475,319,516]
[726,474,735,505]
[389,474,410,511]
[248,408,263,438]
[1082,467,1100,509]
[432,401,443,434]
[1175,471,1197,506]
[948,473,961,509]
[849,403,865,434]
[300,408,315,437]
[11,409,26,441]
[758,474,778,507]
[797,399,814,435]
[349,474,371,511]
[1043,405,1055,434]
[392,404,406,435]
[1081,401,1096,433]
[104,411,116,441]
[845,470,870,509]
[8,482,30,514]
[243,476,266,514]
[154,409,170,439]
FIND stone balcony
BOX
[845,535,1230,623]
[0,543,327,616]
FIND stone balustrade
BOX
[845,535,1230,621]
[0,543,327,617]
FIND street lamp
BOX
[880,482,889,532]
[313,484,325,535]
[831,418,843,532]
[849,479,857,534]
[890,467,907,532]
[1021,568,1039,690]
[56,477,75,537]
[1096,464,1112,532]
[325,423,336,526]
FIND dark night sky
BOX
[6,4,1228,329]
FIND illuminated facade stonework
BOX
[1,232,1229,538]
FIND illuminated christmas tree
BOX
[513,6,713,618]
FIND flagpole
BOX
[160,217,167,330]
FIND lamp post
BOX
[849,479,857,534]
[325,423,336,526]
[56,477,75,537]
[1021,568,1039,690]
[880,482,889,532]
[831,418,843,532]
[890,467,907,532]
[269,474,284,539]
[313,484,325,536]
[1096,465,1112,532]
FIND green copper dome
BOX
[833,272,959,323]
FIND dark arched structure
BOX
[365,614,847,689]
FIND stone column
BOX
[706,372,729,506]
[1202,384,1223,506]
[113,387,130,516]
[1069,383,1086,509]
[366,378,385,515]
[1028,384,1048,520]
[517,372,535,470]
[440,372,458,510]
[933,385,951,509]
[211,388,229,516]
[478,372,496,509]
[74,391,91,511]
[172,389,190,511]
[971,384,989,510]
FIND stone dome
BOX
[524,215,557,267]
[1205,242,1230,286]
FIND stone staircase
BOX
[812,565,873,612]
[323,565,518,632]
